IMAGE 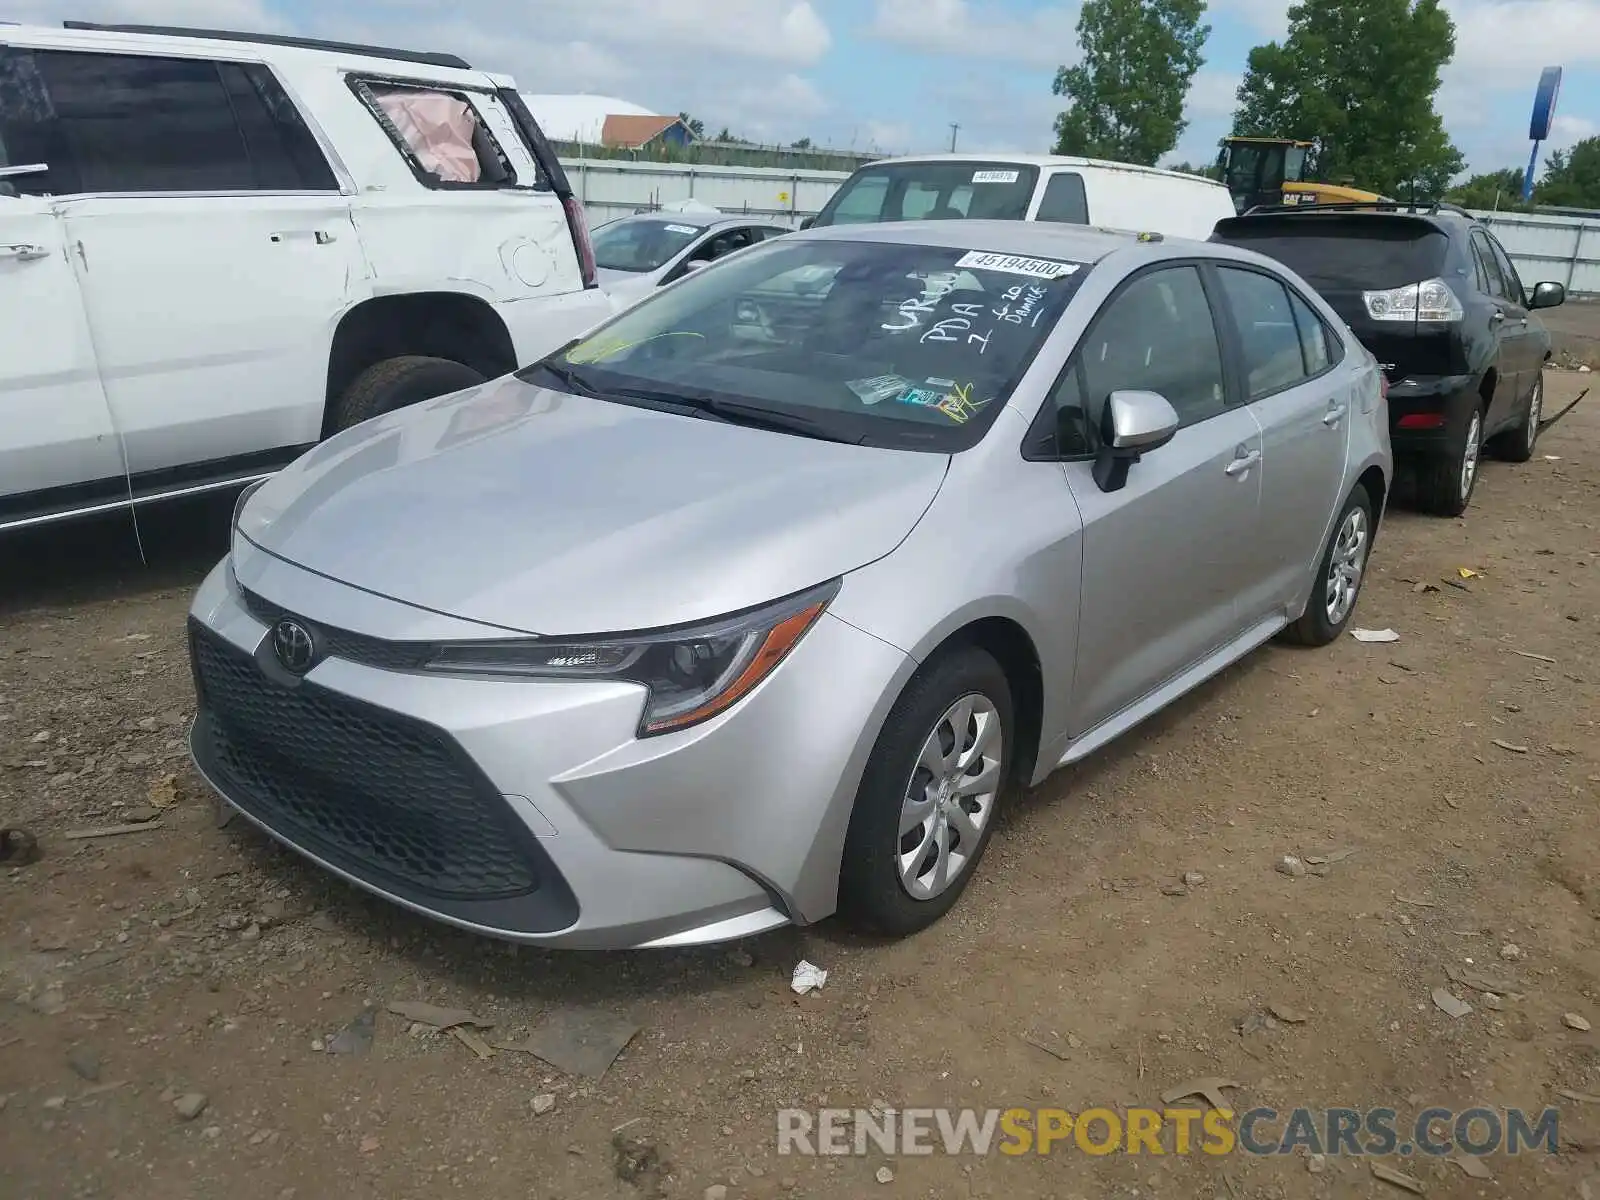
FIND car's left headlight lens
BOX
[423,579,841,736]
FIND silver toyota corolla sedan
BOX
[188,220,1392,950]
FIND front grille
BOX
[190,620,543,901]
[238,585,431,672]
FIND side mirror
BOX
[1092,390,1180,493]
[1529,281,1566,310]
[683,258,711,273]
[799,216,816,230]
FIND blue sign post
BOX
[1525,66,1563,202]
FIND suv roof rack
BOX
[1239,199,1475,220]
[59,21,473,70]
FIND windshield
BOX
[812,162,1040,228]
[526,236,1091,451]
[593,219,708,272]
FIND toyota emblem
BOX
[271,618,317,674]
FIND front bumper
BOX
[1385,373,1479,455]
[185,556,912,950]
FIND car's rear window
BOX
[593,219,706,272]
[1211,216,1451,290]
[533,237,1091,451]
[812,162,1040,228]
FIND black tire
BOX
[1488,373,1542,463]
[1281,485,1375,647]
[1416,403,1483,517]
[838,645,1014,936]
[330,356,486,432]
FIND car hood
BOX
[238,375,948,635]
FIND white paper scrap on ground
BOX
[1351,628,1400,643]
[791,960,828,995]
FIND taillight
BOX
[562,195,597,289]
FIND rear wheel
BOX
[839,646,1013,936]
[1282,485,1374,647]
[330,356,486,432]
[1489,374,1542,463]
[1416,405,1482,517]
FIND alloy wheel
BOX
[896,693,1004,901]
[1460,410,1482,503]
[1324,506,1369,626]
[1525,380,1543,455]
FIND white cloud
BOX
[869,0,1081,69]
[6,0,283,27]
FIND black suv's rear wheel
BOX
[1489,374,1542,464]
[1417,405,1482,517]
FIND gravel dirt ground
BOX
[1,370,1597,1200]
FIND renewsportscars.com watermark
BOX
[776,1106,1560,1158]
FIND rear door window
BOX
[1472,232,1509,301]
[1288,289,1336,374]
[3,48,260,195]
[217,63,338,191]
[1216,266,1309,398]
[1035,172,1089,225]
[1485,234,1527,306]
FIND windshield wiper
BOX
[680,394,865,444]
[525,359,605,398]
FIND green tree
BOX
[1167,159,1222,179]
[791,136,813,150]
[1446,167,1528,210]
[1051,0,1210,165]
[1536,138,1600,208]
[677,112,706,139]
[1232,0,1462,198]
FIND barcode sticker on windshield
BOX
[972,170,1020,184]
[663,223,699,235]
[954,251,1080,279]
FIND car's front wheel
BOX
[839,646,1013,936]
[1417,404,1483,517]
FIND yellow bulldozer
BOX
[1216,136,1392,214]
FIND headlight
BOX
[423,579,841,736]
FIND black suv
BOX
[1210,203,1565,516]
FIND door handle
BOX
[1225,449,1261,477]
[1490,310,1505,323]
[0,243,49,262]
[1323,403,1347,426]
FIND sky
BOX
[7,0,1599,178]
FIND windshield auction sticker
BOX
[954,251,1081,279]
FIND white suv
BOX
[1,21,612,533]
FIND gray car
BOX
[188,220,1391,950]
[593,213,791,307]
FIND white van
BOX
[807,153,1234,241]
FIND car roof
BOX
[793,218,1175,259]
[861,152,1228,190]
[2,21,508,85]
